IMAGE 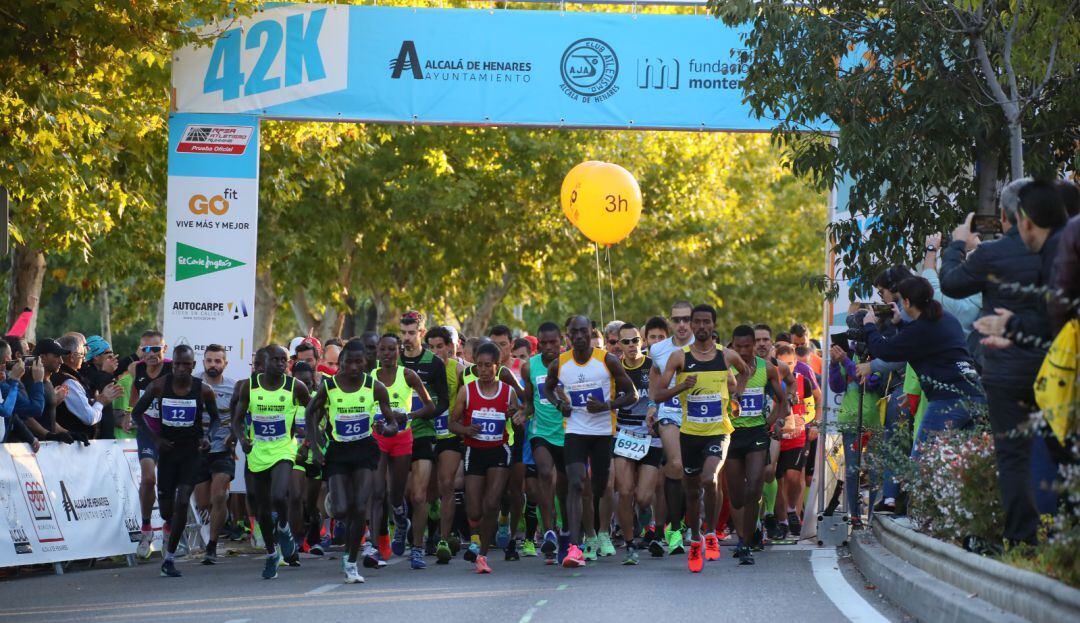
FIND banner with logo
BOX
[165,113,259,377]
[171,4,831,132]
[0,441,143,567]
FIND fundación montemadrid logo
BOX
[559,38,619,103]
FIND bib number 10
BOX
[204,9,328,101]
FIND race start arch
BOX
[166,3,833,372]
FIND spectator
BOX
[81,335,122,440]
[1054,213,1080,328]
[48,335,122,440]
[862,276,985,455]
[1057,178,1079,219]
[0,357,41,451]
[828,340,883,529]
[939,178,1047,546]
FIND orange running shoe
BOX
[475,555,492,574]
[687,540,704,573]
[562,544,586,568]
[704,534,721,561]
[378,534,392,560]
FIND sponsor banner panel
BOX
[171,5,831,132]
[0,441,143,567]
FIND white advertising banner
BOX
[165,114,260,377]
[0,441,143,567]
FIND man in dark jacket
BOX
[939,178,1048,546]
[80,335,122,439]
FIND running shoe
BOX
[377,534,391,560]
[541,530,558,556]
[597,532,616,557]
[704,533,721,561]
[319,533,333,552]
[504,539,520,561]
[262,552,280,579]
[750,527,766,551]
[622,546,639,566]
[138,530,154,559]
[425,533,438,557]
[496,522,511,549]
[665,526,685,555]
[463,542,480,563]
[582,537,598,561]
[687,540,704,573]
[557,532,570,564]
[436,539,453,564]
[362,542,387,569]
[764,514,782,540]
[344,561,365,584]
[160,559,182,577]
[561,544,585,568]
[284,552,301,567]
[201,549,218,565]
[738,546,755,566]
[391,518,410,557]
[447,534,462,555]
[475,554,492,574]
[521,539,537,557]
[410,547,427,570]
[309,543,325,556]
[778,523,790,540]
[544,550,557,565]
[277,525,297,560]
[788,512,803,537]
[648,539,665,558]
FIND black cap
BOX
[32,339,70,357]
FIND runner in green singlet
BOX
[425,326,466,563]
[232,344,312,578]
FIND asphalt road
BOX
[0,541,907,623]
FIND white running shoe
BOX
[137,531,153,559]
[344,561,365,584]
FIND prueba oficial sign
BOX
[171,4,825,132]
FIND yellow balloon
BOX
[561,162,642,245]
[560,160,603,223]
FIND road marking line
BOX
[223,619,250,623]
[306,584,340,595]
[556,584,567,591]
[536,599,548,606]
[810,549,889,623]
[518,607,539,623]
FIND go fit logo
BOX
[188,189,237,215]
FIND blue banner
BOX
[172,4,828,132]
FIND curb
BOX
[854,515,1080,623]
[849,529,1026,623]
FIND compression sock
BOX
[206,540,217,556]
[763,479,777,515]
[454,489,469,538]
[524,501,539,540]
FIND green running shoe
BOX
[583,536,598,561]
[666,526,685,555]
[622,546,639,566]
[521,539,537,557]
[435,539,452,565]
[597,532,616,557]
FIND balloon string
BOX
[594,242,605,328]
[606,245,616,321]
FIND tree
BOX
[712,1,1079,295]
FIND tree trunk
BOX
[462,270,514,337]
[363,300,378,333]
[98,282,112,344]
[253,264,277,348]
[7,244,45,343]
[1007,115,1024,180]
[975,144,1000,217]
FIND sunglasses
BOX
[607,338,620,346]
[620,337,641,345]
[671,315,691,324]
[141,346,164,353]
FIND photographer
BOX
[861,276,985,456]
[828,340,883,529]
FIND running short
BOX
[374,428,413,458]
[511,437,524,464]
[324,438,379,478]
[612,442,663,469]
[679,433,728,476]
[434,437,463,456]
[564,433,613,484]
[250,459,293,485]
[197,451,235,483]
[777,446,806,472]
[727,425,770,459]
[529,437,565,472]
[411,435,435,462]
[157,447,205,498]
[463,444,511,476]
[293,456,323,480]
[136,426,158,461]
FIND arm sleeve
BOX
[62,379,104,426]
[938,240,988,299]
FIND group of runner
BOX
[128,303,823,582]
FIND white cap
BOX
[288,336,306,357]
[443,325,460,344]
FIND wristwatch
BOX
[925,244,937,253]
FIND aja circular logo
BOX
[560,38,619,98]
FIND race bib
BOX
[252,413,287,441]
[472,409,506,443]
[536,375,550,406]
[685,392,725,424]
[567,382,603,409]
[334,412,371,441]
[738,388,765,417]
[161,398,197,427]
[659,394,681,415]
[613,428,649,461]
[434,411,450,437]
[411,393,424,413]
